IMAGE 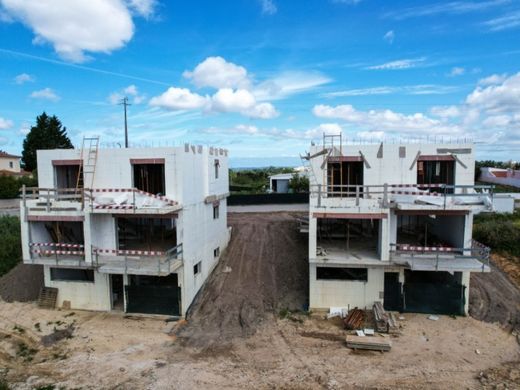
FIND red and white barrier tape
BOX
[32,249,84,256]
[94,205,135,210]
[30,242,84,248]
[390,184,445,188]
[396,244,455,252]
[390,190,441,197]
[94,248,165,256]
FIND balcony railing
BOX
[390,240,490,272]
[20,185,180,213]
[92,243,183,276]
[310,183,494,209]
[28,242,87,267]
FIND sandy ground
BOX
[0,212,519,389]
[0,302,518,389]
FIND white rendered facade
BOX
[307,139,492,315]
[20,144,230,316]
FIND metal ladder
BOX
[76,136,100,192]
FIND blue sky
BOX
[0,0,519,167]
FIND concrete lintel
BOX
[312,212,388,219]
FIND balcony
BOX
[21,186,182,216]
[310,184,494,212]
[93,244,183,276]
[27,242,90,268]
[389,240,490,272]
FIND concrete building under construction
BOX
[303,134,493,315]
[19,138,230,316]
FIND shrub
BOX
[0,216,22,276]
[0,175,37,199]
[473,211,520,256]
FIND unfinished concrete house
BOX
[303,134,493,315]
[20,138,230,316]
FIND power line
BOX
[119,97,131,148]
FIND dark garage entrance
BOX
[125,274,181,316]
[403,270,465,315]
[383,272,402,311]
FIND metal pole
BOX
[119,97,131,148]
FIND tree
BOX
[0,216,21,277]
[289,173,310,193]
[22,112,73,171]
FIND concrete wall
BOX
[309,264,384,310]
[44,266,111,311]
[0,156,21,172]
[308,142,475,189]
[26,145,231,316]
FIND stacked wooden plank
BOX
[346,335,392,352]
[343,308,365,330]
[373,302,399,333]
[38,287,58,309]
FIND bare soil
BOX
[0,263,43,303]
[0,212,519,389]
[176,212,308,347]
[469,260,520,333]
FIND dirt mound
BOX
[478,361,520,389]
[176,212,308,347]
[469,261,520,333]
[0,263,43,303]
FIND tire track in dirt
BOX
[469,262,520,333]
[176,212,308,348]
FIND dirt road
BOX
[177,212,308,347]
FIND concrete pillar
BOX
[379,216,390,261]
[309,216,317,259]
[308,263,317,309]
[463,213,474,255]
[389,210,397,247]
[462,271,470,315]
[84,212,93,263]
[19,207,31,261]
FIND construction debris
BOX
[343,308,365,330]
[37,287,58,309]
[373,302,398,333]
[428,315,440,321]
[345,335,392,352]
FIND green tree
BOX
[22,112,73,171]
[289,173,310,193]
[0,216,22,276]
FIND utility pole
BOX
[119,97,131,148]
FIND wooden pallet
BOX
[38,287,58,309]
[345,335,392,352]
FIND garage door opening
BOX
[403,270,465,315]
[125,274,180,316]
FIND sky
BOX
[0,0,519,167]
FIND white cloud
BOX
[430,105,461,119]
[323,84,458,98]
[183,56,250,89]
[149,87,208,110]
[232,124,259,135]
[260,0,277,15]
[254,71,331,101]
[126,0,157,18]
[366,57,426,70]
[465,72,520,113]
[383,30,395,44]
[14,73,35,84]
[109,84,146,104]
[211,88,256,113]
[0,0,148,62]
[448,67,465,77]
[244,102,279,119]
[483,10,520,31]
[0,117,14,130]
[478,73,507,86]
[30,87,60,101]
[312,104,460,135]
[19,122,31,135]
[357,131,385,140]
[383,0,509,20]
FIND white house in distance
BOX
[480,167,520,188]
[0,150,22,175]
[304,134,493,316]
[269,168,309,193]
[19,139,230,317]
